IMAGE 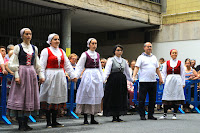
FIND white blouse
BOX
[8,42,44,79]
[104,56,134,82]
[75,49,103,78]
[161,58,185,85]
[39,46,76,79]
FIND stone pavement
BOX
[0,113,199,133]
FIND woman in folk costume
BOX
[7,28,45,131]
[75,38,104,125]
[40,33,77,128]
[103,45,133,122]
[159,49,185,120]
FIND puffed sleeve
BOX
[180,62,185,86]
[75,52,86,78]
[39,48,48,79]
[62,49,76,79]
[8,45,20,78]
[103,58,113,81]
[98,57,104,81]
[161,62,167,83]
[124,59,134,82]
[34,46,44,79]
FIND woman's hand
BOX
[2,70,8,75]
[15,78,20,84]
[39,78,45,84]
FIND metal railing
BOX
[0,74,79,124]
[133,79,200,114]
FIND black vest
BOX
[18,44,35,65]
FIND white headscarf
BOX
[46,33,59,45]
[20,28,31,39]
[87,38,96,48]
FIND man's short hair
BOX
[0,46,6,50]
[144,42,152,46]
[7,44,14,50]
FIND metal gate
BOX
[0,0,61,51]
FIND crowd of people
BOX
[0,28,200,131]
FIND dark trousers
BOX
[138,82,157,117]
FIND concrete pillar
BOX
[61,10,71,56]
[161,0,167,13]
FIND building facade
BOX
[0,0,162,61]
[152,0,200,65]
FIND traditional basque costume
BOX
[75,50,104,115]
[103,56,133,117]
[39,46,76,127]
[40,46,76,110]
[7,43,43,117]
[162,59,185,104]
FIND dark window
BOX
[148,0,161,4]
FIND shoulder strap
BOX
[31,45,35,53]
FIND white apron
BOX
[162,74,185,101]
[76,68,104,104]
[40,68,68,104]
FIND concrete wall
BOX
[163,0,200,24]
[152,21,200,43]
[51,0,161,25]
[152,21,200,65]
[153,40,200,65]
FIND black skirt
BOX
[103,72,128,116]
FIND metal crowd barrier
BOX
[0,73,12,124]
[66,78,80,119]
[133,79,200,114]
[0,73,79,124]
[184,80,200,113]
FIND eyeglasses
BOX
[146,46,152,48]
[24,33,32,36]
[116,50,123,52]
[71,58,77,60]
[91,43,97,44]
[101,62,105,63]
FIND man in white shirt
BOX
[133,42,163,120]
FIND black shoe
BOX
[24,117,33,131]
[117,118,124,122]
[24,125,33,131]
[140,116,146,120]
[90,120,99,124]
[46,123,52,128]
[112,117,117,122]
[52,122,64,127]
[148,116,157,120]
[18,117,26,131]
[83,120,89,125]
